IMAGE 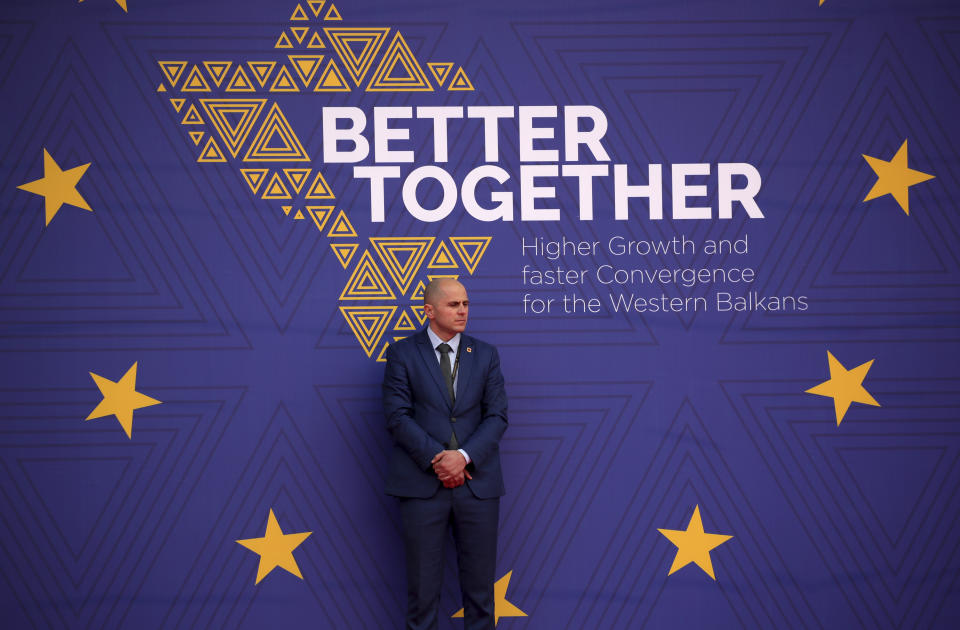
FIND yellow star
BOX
[658,505,732,580]
[862,139,935,215]
[453,570,527,626]
[236,509,312,585]
[77,0,128,12]
[806,351,880,425]
[17,148,93,226]
[86,362,162,438]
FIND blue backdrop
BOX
[1,0,959,628]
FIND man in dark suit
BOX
[383,278,508,630]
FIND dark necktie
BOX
[437,343,458,448]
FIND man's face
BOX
[425,281,469,341]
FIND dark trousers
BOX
[399,485,500,630]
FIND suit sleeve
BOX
[383,343,446,471]
[460,346,508,468]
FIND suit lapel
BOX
[453,334,474,413]
[416,329,453,408]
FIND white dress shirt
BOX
[425,327,471,465]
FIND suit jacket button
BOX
[450,416,457,422]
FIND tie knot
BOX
[437,343,452,354]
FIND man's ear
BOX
[423,303,434,319]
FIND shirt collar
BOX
[426,326,460,354]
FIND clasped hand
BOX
[431,450,471,488]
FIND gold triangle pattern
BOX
[339,305,396,357]
[327,209,357,237]
[340,250,396,300]
[393,310,416,331]
[159,61,187,87]
[427,62,453,87]
[323,27,389,86]
[313,59,349,91]
[225,66,256,92]
[199,99,266,158]
[288,55,325,87]
[448,66,474,91]
[243,103,310,162]
[370,237,435,294]
[427,240,459,269]
[307,206,334,233]
[270,65,301,92]
[330,242,359,268]
[449,237,491,273]
[181,65,212,92]
[247,61,276,87]
[262,172,293,199]
[240,168,269,194]
[366,32,432,92]
[198,136,227,162]
[203,61,232,87]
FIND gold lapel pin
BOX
[466,347,472,353]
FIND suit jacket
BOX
[383,328,508,499]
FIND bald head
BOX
[423,278,465,307]
[423,279,469,341]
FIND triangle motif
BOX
[282,205,292,216]
[188,131,204,145]
[197,136,227,162]
[202,61,232,87]
[270,65,300,92]
[376,341,391,363]
[448,66,474,91]
[307,206,334,233]
[340,250,397,300]
[181,65,212,92]
[394,309,416,331]
[199,98,266,158]
[307,0,327,18]
[240,168,269,194]
[410,304,426,325]
[225,66,256,93]
[157,83,166,92]
[304,170,334,198]
[261,171,293,199]
[290,26,310,45]
[290,3,309,20]
[366,32,433,92]
[283,168,312,194]
[427,240,459,269]
[243,102,310,162]
[307,31,326,49]
[330,242,358,268]
[180,103,204,125]
[313,59,349,91]
[288,54,325,87]
[449,236,491,273]
[293,209,305,220]
[169,98,185,112]
[324,4,342,20]
[339,305,396,357]
[247,61,276,87]
[428,62,453,86]
[370,237,435,294]
[410,280,426,301]
[324,27,390,86]
[327,209,357,237]
[158,60,187,88]
[275,31,294,49]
